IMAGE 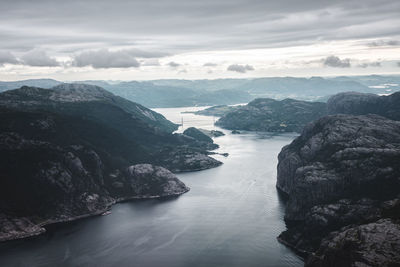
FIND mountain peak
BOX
[50,83,114,102]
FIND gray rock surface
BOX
[112,164,190,199]
[277,114,400,220]
[155,146,222,172]
[305,219,400,267]
[276,114,400,264]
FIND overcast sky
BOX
[0,0,399,80]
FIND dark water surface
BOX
[0,107,303,267]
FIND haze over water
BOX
[0,107,302,267]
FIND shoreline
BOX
[0,187,190,243]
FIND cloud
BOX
[1,0,400,78]
[21,49,60,67]
[323,56,351,68]
[167,61,180,68]
[178,69,187,73]
[203,62,218,67]
[1,0,400,57]
[0,51,19,65]
[357,61,382,68]
[227,64,255,73]
[126,49,169,58]
[73,49,140,68]
[369,61,381,67]
[397,62,400,67]
[141,59,161,66]
[367,40,400,47]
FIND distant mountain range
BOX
[0,75,399,108]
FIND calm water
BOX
[0,107,302,267]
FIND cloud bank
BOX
[0,51,19,65]
[21,50,60,67]
[73,49,140,68]
[0,0,399,79]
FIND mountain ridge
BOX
[0,84,221,242]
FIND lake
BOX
[0,107,302,267]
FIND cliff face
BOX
[305,219,400,267]
[276,114,400,264]
[216,98,327,132]
[0,85,220,242]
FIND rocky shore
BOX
[0,164,189,242]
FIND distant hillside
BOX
[96,81,253,108]
[1,75,399,108]
[329,75,400,90]
[215,90,400,133]
[216,98,327,132]
[193,105,241,117]
[327,91,400,120]
[149,77,378,100]
[0,79,61,92]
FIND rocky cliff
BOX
[276,114,400,265]
[305,219,400,267]
[216,98,327,132]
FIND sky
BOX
[0,0,399,81]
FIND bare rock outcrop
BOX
[276,114,400,265]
